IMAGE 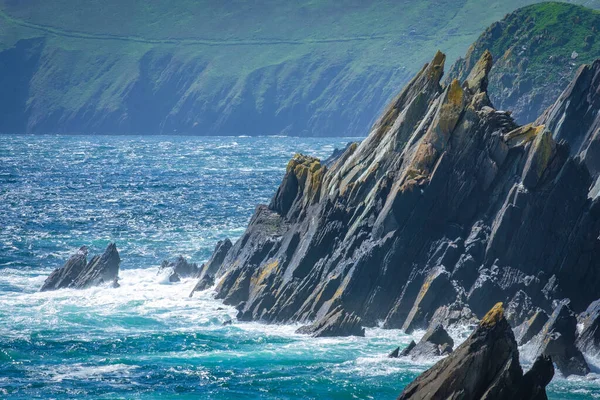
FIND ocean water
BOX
[1,135,599,399]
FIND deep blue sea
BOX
[1,135,599,399]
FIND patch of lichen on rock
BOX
[438,79,465,136]
[407,142,438,182]
[427,51,446,81]
[286,153,325,204]
[532,129,554,178]
[504,123,545,147]
[253,259,280,286]
[480,302,505,328]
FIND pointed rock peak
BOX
[447,79,464,106]
[426,50,446,82]
[398,301,554,399]
[465,49,493,93]
[480,301,504,328]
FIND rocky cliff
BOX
[195,47,600,350]
[397,303,554,400]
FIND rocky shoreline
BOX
[190,49,600,379]
[40,48,600,397]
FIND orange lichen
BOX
[480,302,505,328]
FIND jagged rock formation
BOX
[537,59,600,181]
[577,299,600,356]
[189,239,232,297]
[528,302,590,377]
[199,47,600,340]
[514,310,549,346]
[397,303,554,400]
[390,324,454,360]
[159,256,199,282]
[40,243,120,291]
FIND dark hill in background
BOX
[1,0,600,136]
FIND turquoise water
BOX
[1,135,598,399]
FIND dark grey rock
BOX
[514,310,549,346]
[429,301,478,332]
[41,243,120,291]
[168,271,181,283]
[576,299,600,356]
[40,246,89,292]
[397,303,553,400]
[296,307,365,337]
[189,239,232,297]
[402,324,455,360]
[399,341,417,357]
[506,290,536,327]
[531,303,590,377]
[159,256,199,278]
[189,274,215,297]
[388,347,400,358]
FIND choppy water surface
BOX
[1,135,598,399]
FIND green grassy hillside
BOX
[1,1,599,135]
[449,2,600,123]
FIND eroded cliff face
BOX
[194,50,600,343]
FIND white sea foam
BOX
[47,363,139,382]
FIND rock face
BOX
[295,307,365,337]
[392,324,454,360]
[159,256,199,282]
[40,243,120,291]
[537,59,600,180]
[189,239,232,297]
[577,299,600,356]
[529,303,590,377]
[203,48,600,341]
[397,303,554,400]
[514,310,549,346]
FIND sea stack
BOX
[398,303,554,400]
[40,243,120,291]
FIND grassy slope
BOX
[1,0,599,135]
[449,2,600,123]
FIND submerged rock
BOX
[40,243,120,291]
[397,303,554,399]
[159,256,199,279]
[399,324,454,360]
